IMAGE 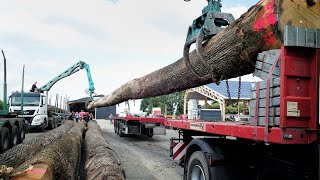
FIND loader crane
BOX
[9,61,96,131]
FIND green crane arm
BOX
[38,61,95,97]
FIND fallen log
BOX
[0,120,74,169]
[88,0,320,109]
[85,120,125,179]
[13,122,85,179]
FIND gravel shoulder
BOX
[97,119,184,180]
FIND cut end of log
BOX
[13,164,53,180]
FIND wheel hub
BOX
[191,165,206,180]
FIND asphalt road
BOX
[97,119,184,180]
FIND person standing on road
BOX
[89,113,93,120]
[109,113,113,124]
[68,111,74,120]
[75,112,80,123]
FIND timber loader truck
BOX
[9,61,96,132]
[0,50,27,153]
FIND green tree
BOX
[210,101,220,109]
[140,91,185,116]
[225,101,246,114]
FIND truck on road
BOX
[0,50,26,153]
[9,92,56,131]
[9,61,96,131]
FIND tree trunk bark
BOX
[88,0,320,109]
[13,123,85,179]
[85,121,125,180]
[0,121,74,169]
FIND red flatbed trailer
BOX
[113,115,167,137]
[167,46,319,179]
[166,120,317,144]
[166,45,319,142]
[114,45,319,179]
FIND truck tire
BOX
[48,121,53,130]
[0,127,10,153]
[10,125,19,147]
[118,122,124,137]
[53,120,57,129]
[187,151,210,180]
[116,121,120,135]
[147,129,153,137]
[40,121,46,132]
[18,123,25,143]
[114,121,117,133]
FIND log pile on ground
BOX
[14,122,85,179]
[0,120,126,180]
[0,121,84,179]
[0,120,74,168]
[85,120,125,180]
[87,0,320,109]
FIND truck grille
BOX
[14,110,35,115]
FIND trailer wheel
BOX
[187,151,210,180]
[0,127,10,153]
[10,125,19,147]
[18,123,25,143]
[114,120,117,133]
[116,121,120,135]
[53,120,57,129]
[119,122,124,137]
[48,121,53,130]
[147,129,153,137]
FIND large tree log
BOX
[88,0,320,109]
[0,121,74,169]
[13,123,85,179]
[85,120,125,179]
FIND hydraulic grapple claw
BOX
[183,41,211,80]
[183,0,235,82]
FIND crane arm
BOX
[38,61,95,97]
[83,63,95,97]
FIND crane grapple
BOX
[183,0,235,84]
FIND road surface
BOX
[97,119,184,180]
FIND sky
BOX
[0,0,259,114]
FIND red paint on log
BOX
[253,1,277,46]
[27,169,46,175]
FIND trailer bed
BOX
[115,46,320,145]
[166,119,317,144]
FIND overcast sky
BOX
[0,0,259,113]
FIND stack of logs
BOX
[0,120,125,180]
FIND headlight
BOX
[33,119,41,122]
